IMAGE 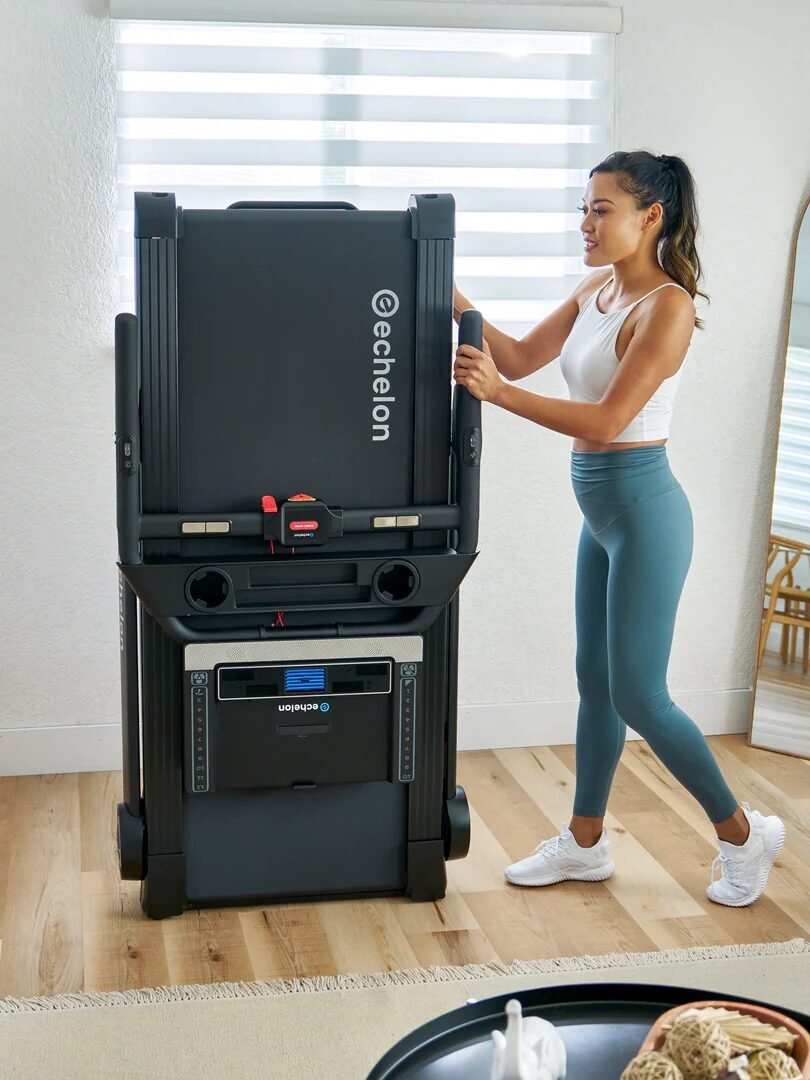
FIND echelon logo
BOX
[277,702,320,712]
[371,289,399,442]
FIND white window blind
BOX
[114,18,616,338]
[772,345,810,531]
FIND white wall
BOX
[0,0,119,771]
[2,0,809,774]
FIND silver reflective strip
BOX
[184,635,423,670]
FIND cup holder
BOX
[186,567,232,611]
[372,561,420,605]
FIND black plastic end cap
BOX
[134,191,179,239]
[443,785,471,861]
[117,802,146,880]
[407,193,456,239]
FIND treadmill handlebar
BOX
[453,310,483,554]
[139,504,461,541]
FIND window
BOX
[114,16,615,338]
[772,345,810,532]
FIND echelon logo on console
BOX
[371,289,399,442]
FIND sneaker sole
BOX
[707,820,786,908]
[504,862,615,887]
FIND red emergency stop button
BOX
[290,520,319,532]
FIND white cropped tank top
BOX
[559,277,691,442]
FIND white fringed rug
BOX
[1,940,808,1079]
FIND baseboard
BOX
[0,689,752,776]
[0,724,124,778]
[458,687,753,751]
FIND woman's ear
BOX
[643,202,664,233]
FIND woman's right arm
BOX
[453,273,608,382]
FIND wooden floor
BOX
[1,729,809,1000]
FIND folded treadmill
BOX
[115,192,483,919]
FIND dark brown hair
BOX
[590,150,709,329]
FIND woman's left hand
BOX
[453,339,505,403]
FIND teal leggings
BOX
[571,445,738,824]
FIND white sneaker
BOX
[706,803,786,907]
[504,825,614,887]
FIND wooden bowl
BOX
[637,999,810,1077]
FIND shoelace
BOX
[711,853,741,887]
[533,833,567,859]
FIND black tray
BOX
[367,981,810,1079]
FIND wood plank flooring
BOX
[0,734,808,999]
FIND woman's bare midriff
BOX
[572,437,667,452]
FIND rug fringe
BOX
[1,938,808,1015]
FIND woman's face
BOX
[579,171,661,268]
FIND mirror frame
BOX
[747,191,810,756]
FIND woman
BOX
[452,150,784,907]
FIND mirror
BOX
[749,197,810,758]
